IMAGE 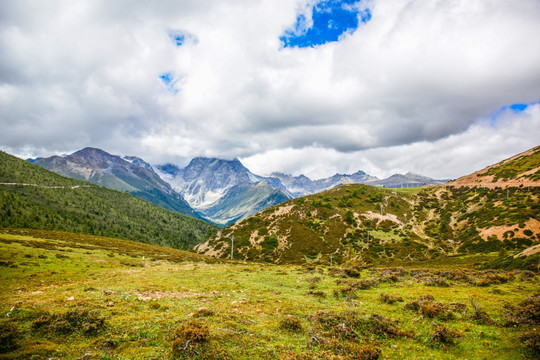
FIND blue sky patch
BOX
[488,101,539,126]
[168,30,198,47]
[159,72,179,94]
[281,0,371,48]
[509,103,528,112]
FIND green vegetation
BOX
[199,184,539,267]
[0,151,218,250]
[482,146,540,181]
[1,229,538,359]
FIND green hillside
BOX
[0,151,218,250]
[196,184,539,267]
[451,145,540,185]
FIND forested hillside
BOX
[0,151,218,249]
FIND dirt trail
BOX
[0,182,91,189]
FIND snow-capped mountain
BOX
[155,158,291,225]
[31,147,448,226]
[366,172,449,188]
[270,170,378,197]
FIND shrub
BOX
[324,339,381,360]
[519,329,540,357]
[504,293,540,326]
[279,316,303,333]
[475,272,512,287]
[357,279,378,290]
[31,308,105,336]
[380,293,404,304]
[172,320,231,360]
[344,267,361,278]
[367,313,406,338]
[307,276,322,283]
[195,307,214,317]
[469,298,492,324]
[420,302,453,320]
[422,276,450,287]
[0,322,19,353]
[405,295,453,320]
[334,286,357,300]
[175,321,210,343]
[430,325,463,346]
[306,290,326,298]
[405,294,435,311]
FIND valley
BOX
[0,146,538,359]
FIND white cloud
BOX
[1,0,539,178]
[242,104,540,179]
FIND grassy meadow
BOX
[1,229,538,359]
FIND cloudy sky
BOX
[1,0,539,180]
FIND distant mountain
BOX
[196,146,540,265]
[366,172,448,188]
[34,148,198,218]
[156,158,292,225]
[0,150,218,249]
[154,157,448,225]
[449,145,540,186]
[270,171,378,197]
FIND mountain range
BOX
[195,145,540,266]
[31,147,448,225]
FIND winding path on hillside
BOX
[0,182,92,189]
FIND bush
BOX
[504,293,540,326]
[519,329,540,357]
[405,295,453,320]
[405,294,435,311]
[195,307,214,317]
[31,308,105,336]
[344,267,361,278]
[380,293,404,304]
[469,298,492,324]
[172,320,231,360]
[306,290,326,298]
[367,313,406,338]
[422,276,450,287]
[279,316,303,333]
[475,272,512,287]
[0,322,19,353]
[430,325,463,346]
[175,321,210,343]
[420,302,453,320]
[324,339,381,360]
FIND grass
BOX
[1,229,539,359]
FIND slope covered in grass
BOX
[196,184,539,266]
[451,145,540,186]
[0,151,218,250]
[0,229,538,359]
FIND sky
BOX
[1,0,539,180]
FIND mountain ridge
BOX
[34,147,198,218]
[195,145,540,265]
[155,158,292,225]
